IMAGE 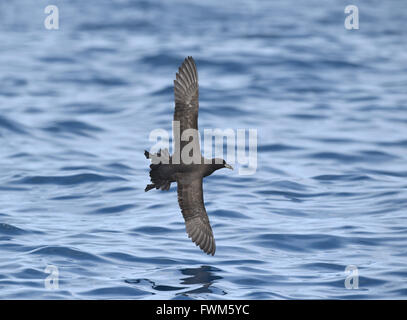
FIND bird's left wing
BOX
[177,174,216,255]
[173,57,200,163]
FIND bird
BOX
[144,56,233,256]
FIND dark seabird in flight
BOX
[144,56,233,255]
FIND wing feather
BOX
[173,57,200,161]
[177,175,216,255]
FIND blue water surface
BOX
[0,0,407,299]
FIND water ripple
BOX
[30,246,105,262]
[13,174,126,185]
[1,0,406,299]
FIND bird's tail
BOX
[145,183,155,192]
[144,150,171,192]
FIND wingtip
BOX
[182,56,196,68]
[202,245,216,256]
[209,242,216,256]
[187,56,195,66]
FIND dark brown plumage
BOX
[144,57,233,255]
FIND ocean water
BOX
[1,0,407,299]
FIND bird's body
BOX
[144,57,233,255]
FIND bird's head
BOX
[213,158,233,171]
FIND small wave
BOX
[270,180,308,191]
[80,286,152,297]
[30,246,105,262]
[201,105,252,117]
[254,233,345,252]
[286,113,327,120]
[12,268,46,280]
[0,186,30,191]
[141,54,184,68]
[0,76,27,97]
[38,56,76,64]
[197,59,248,73]
[212,209,249,219]
[107,187,135,193]
[48,72,129,87]
[377,139,407,148]
[105,162,133,172]
[78,20,154,32]
[8,152,31,158]
[92,204,135,214]
[0,115,27,134]
[359,150,398,161]
[60,165,100,171]
[103,252,190,265]
[13,173,126,185]
[300,262,345,272]
[103,252,140,263]
[152,85,173,97]
[256,189,329,199]
[312,174,373,182]
[363,169,407,178]
[315,137,357,144]
[63,102,122,115]
[0,223,27,235]
[49,195,86,200]
[130,226,174,234]
[258,143,303,152]
[307,150,397,163]
[390,288,407,296]
[42,120,104,137]
[125,278,186,292]
[307,152,362,163]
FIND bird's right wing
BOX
[176,174,216,255]
[173,57,200,164]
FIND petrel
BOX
[144,56,233,255]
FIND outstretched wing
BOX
[176,174,216,255]
[173,56,200,163]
